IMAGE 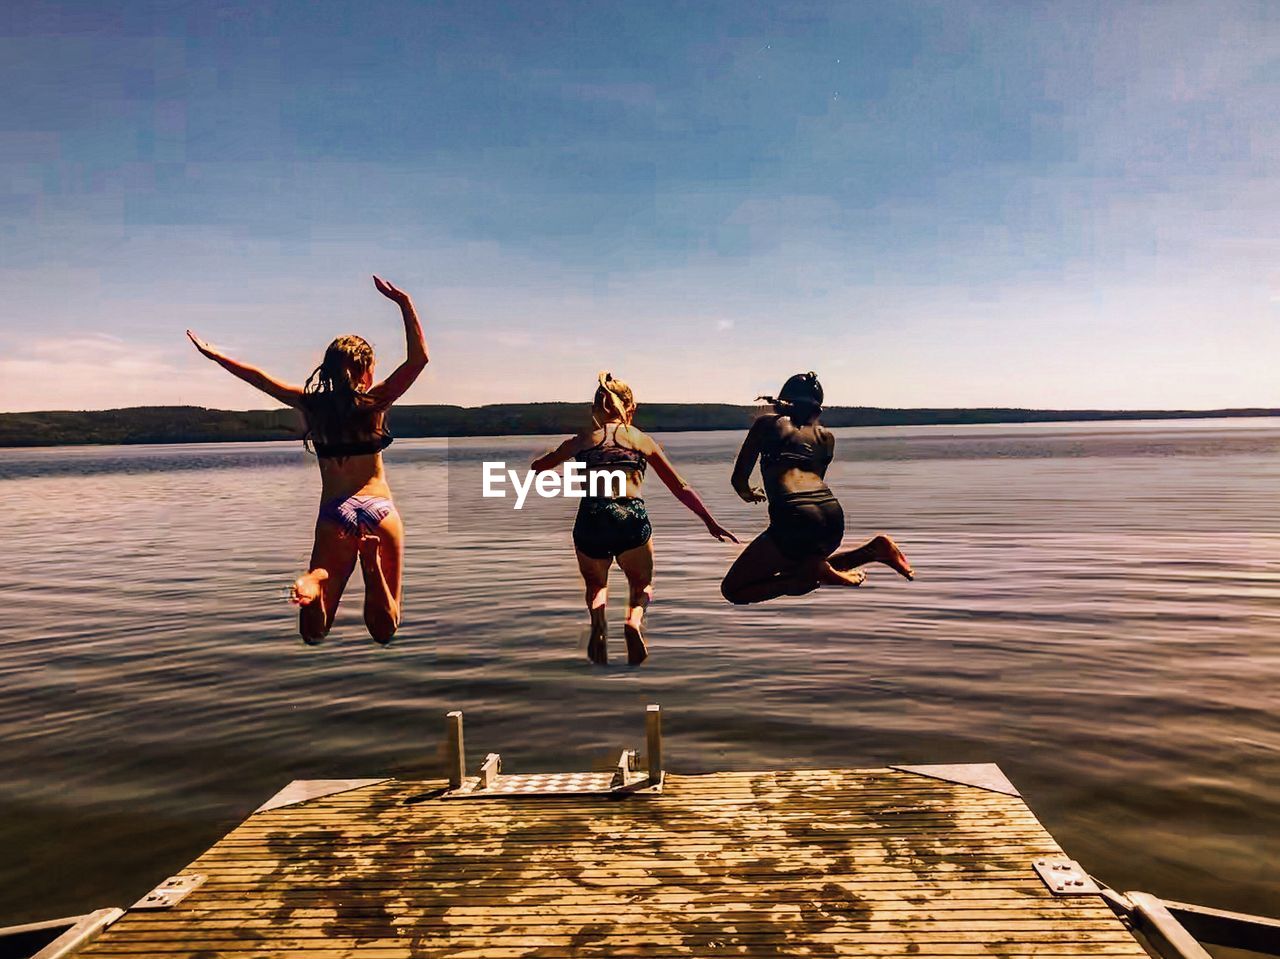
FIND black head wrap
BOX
[757,371,823,412]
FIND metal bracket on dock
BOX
[131,874,207,910]
[616,748,637,784]
[438,705,664,799]
[1037,862,1280,958]
[1033,859,1101,896]
[479,752,501,788]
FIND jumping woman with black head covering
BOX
[720,372,914,604]
[187,276,428,645]
[533,373,739,665]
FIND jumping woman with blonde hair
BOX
[187,275,428,645]
[533,373,738,665]
[721,371,914,604]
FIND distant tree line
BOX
[0,403,1275,448]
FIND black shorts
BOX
[766,487,844,560]
[573,497,653,560]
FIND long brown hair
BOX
[302,335,380,452]
[591,371,634,428]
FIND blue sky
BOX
[1,0,1277,411]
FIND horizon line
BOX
[5,402,1280,417]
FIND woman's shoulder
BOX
[754,413,792,442]
[573,427,605,448]
[617,423,652,451]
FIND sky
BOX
[0,0,1277,412]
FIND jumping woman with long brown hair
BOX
[532,373,738,665]
[186,275,428,645]
[721,371,915,604]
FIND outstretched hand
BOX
[186,330,218,360]
[373,274,411,304]
[706,521,740,544]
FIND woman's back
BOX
[304,394,394,499]
[756,414,832,495]
[578,422,648,498]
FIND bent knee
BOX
[300,624,330,645]
[366,612,400,646]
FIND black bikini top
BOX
[313,431,393,459]
[759,418,826,471]
[578,424,647,475]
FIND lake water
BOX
[0,419,1276,926]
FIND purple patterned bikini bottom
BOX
[318,495,396,538]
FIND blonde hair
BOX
[592,371,634,427]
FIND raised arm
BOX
[532,432,592,472]
[639,435,738,543]
[367,275,428,407]
[186,330,304,408]
[731,417,769,503]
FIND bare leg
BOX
[814,559,866,588]
[720,531,868,605]
[360,509,404,646]
[616,539,655,666]
[721,533,823,605]
[831,533,915,580]
[575,550,612,665]
[292,519,358,645]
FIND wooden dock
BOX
[72,760,1148,957]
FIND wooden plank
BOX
[82,929,1147,944]
[189,844,1067,864]
[223,812,1051,830]
[119,905,1120,923]
[87,946,1148,955]
[134,875,1077,896]
[113,921,1130,937]
[245,804,1036,823]
[77,769,1147,959]
[98,884,1064,905]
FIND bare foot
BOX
[292,568,330,646]
[874,534,915,581]
[818,564,866,588]
[587,605,608,666]
[624,622,648,666]
[358,533,382,571]
[290,568,329,606]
